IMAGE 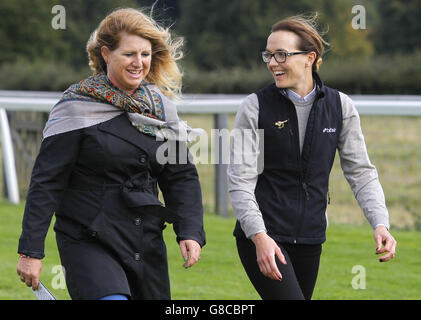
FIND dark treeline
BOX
[0,0,420,93]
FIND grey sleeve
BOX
[228,94,267,239]
[337,92,390,229]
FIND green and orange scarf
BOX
[43,74,203,141]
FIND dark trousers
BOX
[236,237,322,300]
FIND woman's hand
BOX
[179,240,201,268]
[252,232,287,281]
[16,256,42,290]
[374,225,397,262]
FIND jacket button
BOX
[91,231,97,237]
[134,217,141,226]
[139,156,146,164]
[134,253,141,261]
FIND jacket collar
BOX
[279,71,326,100]
[98,113,155,154]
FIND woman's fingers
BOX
[179,241,188,261]
[378,238,397,262]
[275,246,287,265]
[179,240,201,268]
[269,257,282,281]
[254,234,286,281]
[374,226,397,262]
[257,254,282,281]
[17,256,42,290]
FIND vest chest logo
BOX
[275,119,288,129]
[322,128,336,133]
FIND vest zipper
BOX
[294,179,302,244]
[302,182,310,200]
[288,94,317,244]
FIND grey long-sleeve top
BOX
[228,91,390,239]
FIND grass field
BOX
[1,201,420,300]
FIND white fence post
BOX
[214,113,229,217]
[0,108,20,204]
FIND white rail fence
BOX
[1,90,421,216]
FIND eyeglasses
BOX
[261,50,309,64]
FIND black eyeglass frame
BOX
[261,50,309,64]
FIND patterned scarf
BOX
[46,74,203,141]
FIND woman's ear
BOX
[306,51,317,68]
[101,46,110,65]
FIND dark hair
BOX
[271,14,329,72]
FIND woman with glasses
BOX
[228,15,396,300]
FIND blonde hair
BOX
[86,8,183,99]
[271,14,329,72]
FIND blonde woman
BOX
[228,15,396,300]
[17,8,205,300]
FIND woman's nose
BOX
[268,55,279,66]
[132,54,142,66]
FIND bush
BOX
[181,62,273,94]
[181,51,421,94]
[1,52,420,94]
[0,58,91,91]
[320,50,421,94]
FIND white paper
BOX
[31,281,56,300]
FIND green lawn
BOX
[1,201,421,300]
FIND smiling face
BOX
[101,32,152,94]
[266,30,315,96]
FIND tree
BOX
[56,0,180,69]
[177,0,265,70]
[176,0,375,70]
[320,0,374,59]
[58,0,140,69]
[0,0,69,64]
[374,0,421,53]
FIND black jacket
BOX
[18,113,205,259]
[234,73,342,244]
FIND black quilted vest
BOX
[234,73,342,244]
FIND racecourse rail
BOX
[1,90,421,215]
